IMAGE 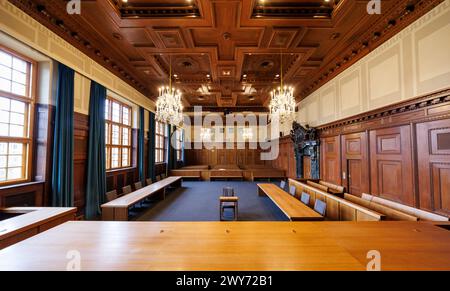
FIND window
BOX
[175,128,183,161]
[0,47,34,185]
[155,120,167,163]
[105,98,132,170]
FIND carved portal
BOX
[290,122,320,179]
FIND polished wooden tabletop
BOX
[0,207,77,241]
[1,221,448,271]
[258,184,323,221]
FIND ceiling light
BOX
[156,56,183,126]
[173,74,178,78]
[243,74,247,78]
[269,52,296,124]
[206,74,210,78]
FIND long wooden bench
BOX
[169,169,201,180]
[257,183,323,221]
[361,193,449,221]
[101,176,182,221]
[250,169,285,181]
[210,170,243,180]
[288,179,385,221]
[344,194,418,221]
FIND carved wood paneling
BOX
[320,136,341,185]
[369,126,415,206]
[341,132,369,196]
[417,119,450,216]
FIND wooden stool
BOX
[220,196,239,221]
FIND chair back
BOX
[289,185,296,196]
[105,190,117,202]
[314,199,327,216]
[161,173,166,179]
[156,175,161,182]
[146,178,152,185]
[223,187,235,197]
[134,181,143,190]
[300,192,310,205]
[280,180,286,190]
[122,185,132,195]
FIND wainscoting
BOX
[318,89,450,217]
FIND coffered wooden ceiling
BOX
[9,0,443,111]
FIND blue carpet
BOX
[133,181,288,221]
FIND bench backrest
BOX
[319,181,345,193]
[344,194,418,221]
[122,185,132,195]
[361,193,449,221]
[307,181,329,192]
[106,190,118,202]
[288,179,384,221]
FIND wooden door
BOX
[341,132,369,196]
[369,125,415,206]
[320,136,341,185]
[348,160,363,195]
[417,119,450,216]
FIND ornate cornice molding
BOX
[300,0,445,99]
[317,88,450,134]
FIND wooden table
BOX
[0,207,76,249]
[0,221,449,270]
[258,184,323,221]
[101,176,182,221]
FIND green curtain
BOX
[85,81,106,220]
[51,63,74,207]
[148,112,156,181]
[138,107,145,182]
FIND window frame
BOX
[105,97,133,171]
[175,128,183,161]
[0,45,36,186]
[155,120,167,164]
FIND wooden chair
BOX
[146,178,152,185]
[289,185,296,196]
[280,180,286,190]
[134,181,143,190]
[161,173,166,179]
[300,192,310,205]
[105,190,118,202]
[122,185,132,195]
[314,199,327,216]
[220,187,238,221]
[155,175,161,182]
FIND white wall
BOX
[298,0,450,127]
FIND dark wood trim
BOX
[318,88,450,137]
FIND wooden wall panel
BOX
[320,136,341,185]
[271,137,296,178]
[417,119,450,216]
[369,125,415,206]
[73,112,89,215]
[185,145,273,168]
[341,132,369,196]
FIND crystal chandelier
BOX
[269,52,296,123]
[156,56,183,126]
